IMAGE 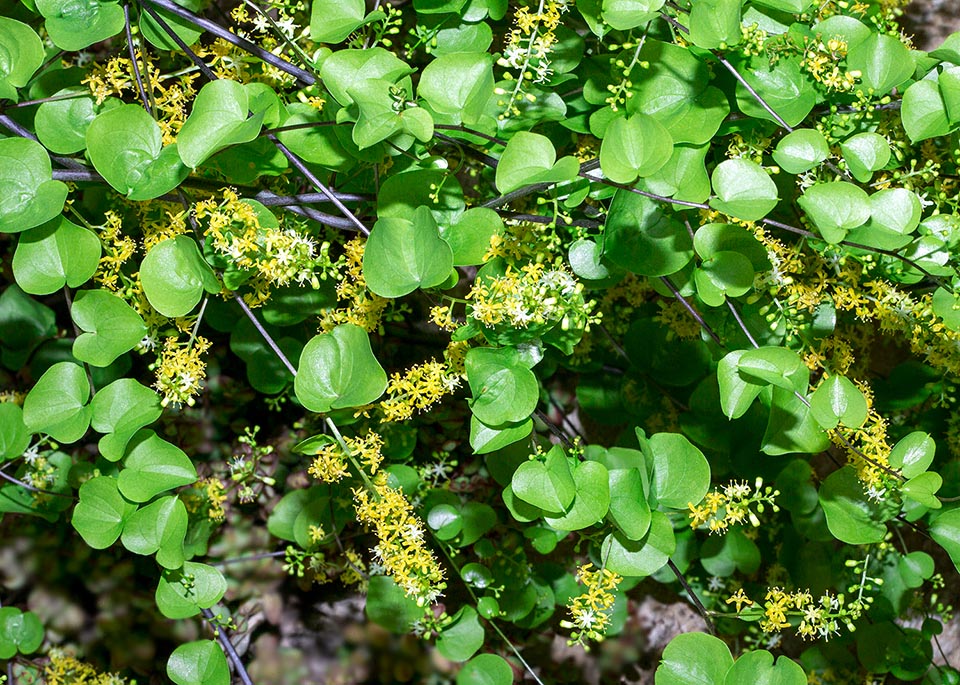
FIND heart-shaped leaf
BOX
[72,475,139,549]
[0,608,44,658]
[606,468,651,540]
[888,432,936,479]
[599,113,674,184]
[511,445,576,514]
[36,0,125,51]
[309,0,365,42]
[819,466,886,544]
[140,236,220,318]
[12,216,101,295]
[601,510,676,576]
[22,361,91,443]
[72,289,147,367]
[121,495,188,568]
[0,138,69,234]
[437,606,485,662]
[495,131,580,193]
[0,18,44,101]
[709,159,779,221]
[177,80,268,167]
[902,471,942,509]
[118,429,198,502]
[294,323,388,413]
[362,206,454,297]
[90,378,162,461]
[465,346,539,425]
[543,460,610,531]
[0,403,30,461]
[809,374,869,430]
[167,640,230,685]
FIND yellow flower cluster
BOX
[688,478,779,533]
[802,37,859,92]
[138,200,190,251]
[563,563,622,647]
[726,587,862,640]
[467,262,584,329]
[154,335,212,407]
[654,300,704,339]
[183,476,228,522]
[496,0,570,117]
[483,221,561,264]
[307,431,384,483]
[829,383,894,492]
[44,649,129,685]
[94,211,136,293]
[379,359,461,422]
[429,304,458,331]
[320,238,390,333]
[354,474,446,607]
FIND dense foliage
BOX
[3,0,960,682]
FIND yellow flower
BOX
[726,588,754,612]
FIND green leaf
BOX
[723,650,807,685]
[12,217,101,295]
[709,159,779,221]
[418,52,494,126]
[809,375,869,429]
[898,550,935,588]
[717,350,764,419]
[441,208,504,267]
[511,445,576,514]
[156,562,228,619]
[362,206,454,297]
[140,236,220,318]
[929,508,960,573]
[36,0,124,51]
[0,608,44,658]
[465,346,539,425]
[428,503,462,540]
[601,0,663,29]
[0,137,69,234]
[458,502,496,546]
[167,640,230,685]
[599,113,673,184]
[734,56,815,127]
[35,89,109,155]
[0,403,30,461]
[495,131,580,193]
[22,361,91,442]
[607,468,652,540]
[819,466,886,544]
[655,632,733,685]
[762,386,830,456]
[772,129,830,174]
[888,431,936,479]
[319,48,413,107]
[310,0,365,43]
[903,471,942,509]
[867,188,922,236]
[645,432,710,509]
[737,346,808,393]
[469,415,533,454]
[694,251,755,307]
[120,495,188,568]
[602,510,676,577]
[688,0,741,49]
[846,32,913,95]
[294,324,388,413]
[118,430,198,502]
[603,190,693,276]
[86,104,189,200]
[457,654,513,685]
[437,606,485,662]
[365,575,424,633]
[701,527,761,576]
[543,460,610,531]
[177,80,267,168]
[90,378,162,461]
[71,289,147,367]
[643,143,711,203]
[72,476,138,549]
[797,182,870,244]
[139,0,203,50]
[840,133,891,183]
[0,18,44,99]
[901,78,951,143]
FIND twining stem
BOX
[668,560,716,635]
[201,608,256,685]
[124,4,154,116]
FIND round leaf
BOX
[12,216,101,295]
[647,432,710,510]
[931,508,960,574]
[0,18,44,96]
[797,182,870,243]
[309,0,365,43]
[457,654,513,685]
[120,494,189,568]
[602,510,676,577]
[723,650,807,685]
[655,631,733,685]
[603,190,693,276]
[496,131,580,193]
[867,188,922,236]
[889,432,936,479]
[809,374,869,430]
[0,608,44,658]
[709,159,778,221]
[363,206,454,297]
[177,80,267,168]
[772,129,830,174]
[72,289,147,367]
[140,236,220,318]
[465,346,539,425]
[90,378,162,461]
[840,132,890,183]
[543,460,610,531]
[117,430,198,502]
[437,606,485,662]
[599,113,673,184]
[156,562,228,619]
[511,446,576,514]
[818,466,886,544]
[36,0,124,51]
[72,475,139,549]
[22,361,91,442]
[295,323,388,413]
[167,640,230,685]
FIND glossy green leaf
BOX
[156,562,228,619]
[167,640,229,685]
[140,236,220,318]
[0,403,30,461]
[35,89,110,154]
[737,346,808,393]
[437,606,485,662]
[310,0,365,43]
[694,251,755,307]
[496,131,580,193]
[734,56,815,127]
[643,143,711,203]
[688,0,741,49]
[86,104,189,200]
[118,430,198,502]
[365,575,424,632]
[798,182,870,243]
[121,495,188,568]
[469,415,533,454]
[898,550,935,588]
[867,188,922,236]
[607,468,651,540]
[511,445,576,514]
[709,159,779,221]
[717,349,764,419]
[762,386,830,456]
[840,132,890,183]
[604,190,694,276]
[12,216,100,295]
[0,137,69,234]
[603,510,675,577]
[0,608,44,658]
[90,378,162,461]
[177,80,267,168]
[418,52,494,125]
[772,129,830,174]
[819,466,886,544]
[362,206,454,297]
[294,323,387,413]
[71,289,147,367]
[441,208,504,266]
[319,48,413,107]
[903,471,942,509]
[139,0,203,50]
[645,432,710,509]
[655,631,733,685]
[72,475,138,549]
[36,0,124,51]
[723,650,807,685]
[846,32,913,95]
[543,460,610,531]
[809,374,868,429]
[0,18,44,100]
[22,361,91,442]
[929,508,960,573]
[466,346,539,425]
[456,654,513,685]
[701,527,761,576]
[901,78,951,143]
[888,431,936,479]
[599,113,673,184]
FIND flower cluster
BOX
[829,383,895,492]
[562,564,622,647]
[688,478,780,534]
[182,476,227,522]
[320,238,390,333]
[94,211,136,292]
[44,649,130,685]
[802,36,859,92]
[307,431,384,483]
[726,586,866,641]
[153,335,212,407]
[379,359,461,422]
[353,474,446,607]
[467,262,584,330]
